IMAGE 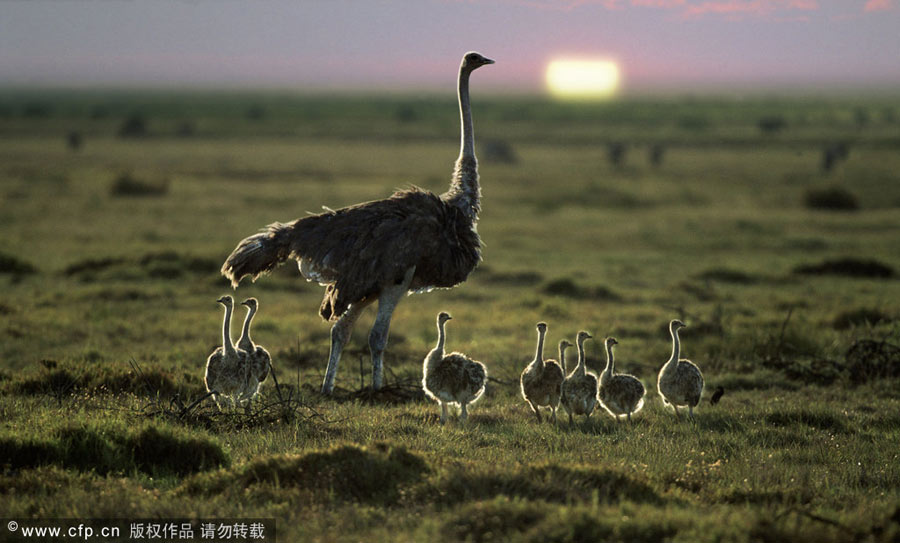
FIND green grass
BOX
[1,89,900,541]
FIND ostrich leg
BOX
[369,266,416,390]
[321,299,372,395]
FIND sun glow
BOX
[546,59,621,99]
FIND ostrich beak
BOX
[483,57,495,65]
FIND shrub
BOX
[109,172,169,197]
[482,140,518,164]
[794,258,894,279]
[804,186,859,211]
[0,250,37,275]
[758,115,787,134]
[118,114,147,138]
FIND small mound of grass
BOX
[542,278,621,301]
[186,443,428,505]
[764,409,850,434]
[0,250,37,275]
[0,436,60,470]
[794,258,894,279]
[110,172,169,197]
[845,339,900,384]
[804,186,859,211]
[696,267,759,284]
[442,498,546,543]
[6,359,203,399]
[63,257,126,277]
[1,424,228,477]
[526,507,679,543]
[833,308,893,330]
[127,426,230,477]
[435,463,660,506]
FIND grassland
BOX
[1,89,900,542]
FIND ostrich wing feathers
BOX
[284,188,481,320]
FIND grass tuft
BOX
[794,258,894,279]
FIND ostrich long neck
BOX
[576,338,587,377]
[533,328,546,369]
[222,304,235,356]
[669,326,681,365]
[445,65,480,220]
[604,343,615,376]
[436,319,447,356]
[559,343,568,375]
[239,305,256,347]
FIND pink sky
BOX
[1,0,898,92]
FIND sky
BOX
[1,0,899,94]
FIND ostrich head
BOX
[536,322,548,334]
[438,311,453,324]
[241,297,259,311]
[670,319,686,331]
[606,337,618,348]
[577,330,593,344]
[462,51,495,71]
[559,339,573,349]
[217,295,233,307]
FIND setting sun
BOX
[546,59,621,99]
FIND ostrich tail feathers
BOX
[221,222,293,288]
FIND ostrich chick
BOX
[205,295,253,410]
[520,322,565,423]
[237,297,272,402]
[422,312,487,424]
[598,337,645,422]
[657,319,705,419]
[560,331,598,425]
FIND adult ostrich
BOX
[221,51,494,395]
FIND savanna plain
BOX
[1,90,900,542]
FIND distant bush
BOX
[394,104,418,123]
[542,278,620,301]
[109,172,169,197]
[118,114,147,138]
[175,121,195,137]
[758,115,787,134]
[0,250,37,275]
[481,139,518,164]
[794,258,894,279]
[804,186,859,211]
[696,268,758,284]
[648,143,665,167]
[22,102,52,118]
[607,142,627,168]
[67,131,83,151]
[246,105,265,120]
